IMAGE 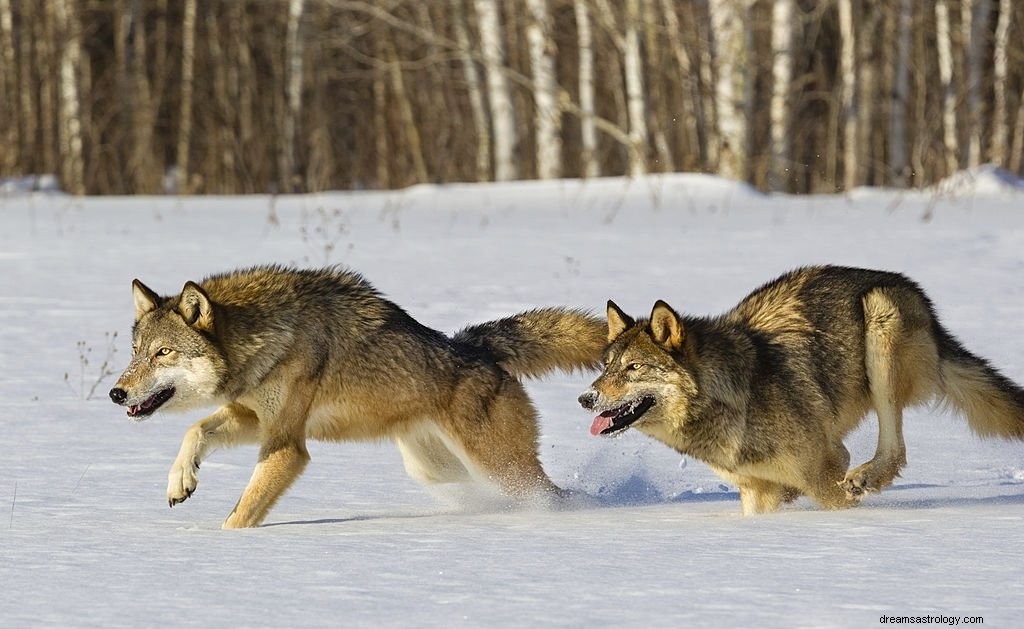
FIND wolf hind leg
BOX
[441,375,563,500]
[394,423,473,485]
[737,478,801,515]
[841,289,934,499]
[168,403,261,507]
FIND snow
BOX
[2,171,1024,627]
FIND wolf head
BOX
[109,279,228,420]
[578,300,697,438]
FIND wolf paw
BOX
[167,458,200,507]
[839,458,903,501]
[838,474,874,502]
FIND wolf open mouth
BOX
[589,396,656,436]
[127,387,175,418]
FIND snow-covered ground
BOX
[2,169,1023,627]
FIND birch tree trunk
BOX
[525,0,561,179]
[574,0,599,178]
[709,0,747,181]
[475,0,517,181]
[280,0,305,192]
[624,0,648,176]
[451,0,490,182]
[769,0,794,190]
[837,0,858,191]
[889,0,911,186]
[53,0,85,195]
[935,0,959,176]
[963,0,991,168]
[175,0,197,193]
[991,0,1011,166]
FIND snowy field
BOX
[2,170,1024,627]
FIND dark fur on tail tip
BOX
[454,308,606,378]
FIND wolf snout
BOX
[109,387,128,405]
[578,389,598,410]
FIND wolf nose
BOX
[578,390,598,410]
[109,387,127,404]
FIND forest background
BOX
[1,0,1022,196]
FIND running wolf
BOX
[109,265,605,528]
[578,265,1024,514]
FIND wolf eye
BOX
[627,362,643,371]
[155,347,173,357]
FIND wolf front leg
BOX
[167,403,261,507]
[221,440,310,529]
[221,382,314,529]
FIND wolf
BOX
[578,265,1024,515]
[109,265,605,528]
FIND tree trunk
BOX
[769,0,795,190]
[709,0,747,181]
[991,0,1011,166]
[451,0,490,182]
[37,3,57,176]
[474,0,517,181]
[935,0,959,176]
[660,0,705,170]
[0,0,18,173]
[386,38,428,185]
[889,0,911,186]
[128,0,158,193]
[963,0,991,168]
[837,0,857,191]
[525,0,561,179]
[1010,82,1024,174]
[574,0,599,178]
[53,0,85,195]
[280,0,305,192]
[624,0,648,176]
[175,0,197,193]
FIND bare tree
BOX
[175,0,197,193]
[991,0,1011,166]
[935,0,959,176]
[280,0,306,192]
[769,0,795,190]
[660,0,705,170]
[0,0,17,173]
[525,0,561,179]
[837,0,857,191]
[623,0,648,176]
[709,0,749,181]
[451,0,490,181]
[889,0,911,185]
[964,0,992,168]
[475,0,518,181]
[574,0,599,178]
[53,0,85,195]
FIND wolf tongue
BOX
[590,415,613,436]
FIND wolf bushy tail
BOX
[937,327,1024,439]
[454,308,606,378]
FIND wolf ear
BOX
[650,300,685,349]
[178,281,214,332]
[606,300,635,342]
[132,279,161,321]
